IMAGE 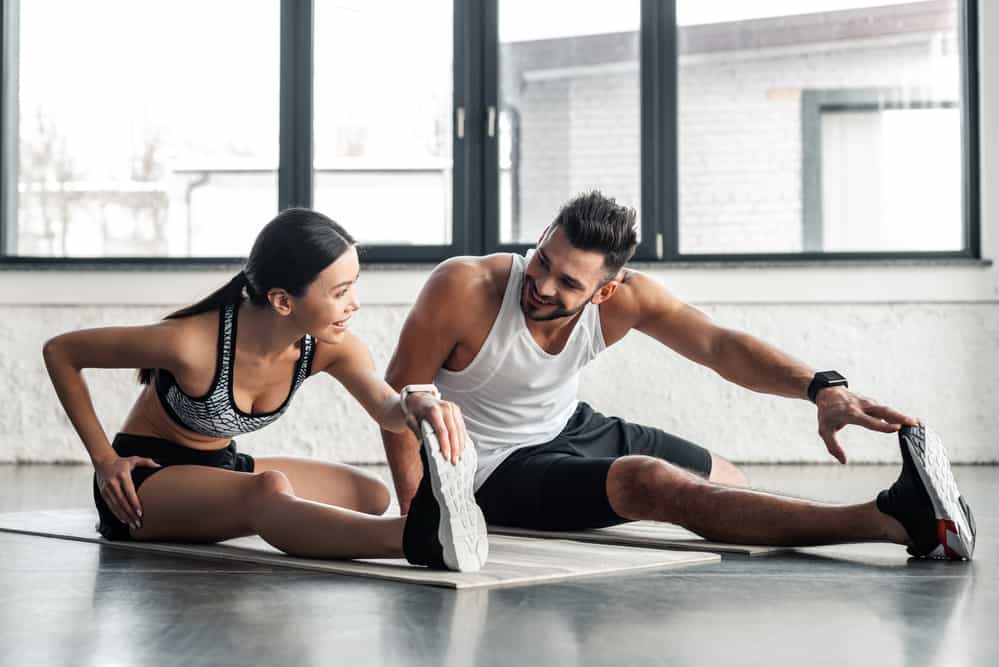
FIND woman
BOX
[42,208,488,572]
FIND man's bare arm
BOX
[609,271,811,397]
[382,260,479,513]
[615,271,916,462]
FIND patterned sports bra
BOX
[155,302,316,438]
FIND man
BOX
[383,191,975,560]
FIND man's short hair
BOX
[550,191,639,279]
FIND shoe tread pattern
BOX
[904,424,974,559]
[421,423,489,572]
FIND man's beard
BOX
[520,276,591,322]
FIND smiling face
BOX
[290,245,361,343]
[521,226,614,322]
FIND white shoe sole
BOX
[903,424,975,560]
[421,422,489,572]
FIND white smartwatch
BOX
[399,384,441,419]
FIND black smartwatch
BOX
[807,370,848,403]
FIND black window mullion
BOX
[279,0,313,210]
[459,0,487,257]
[639,0,676,260]
[960,0,981,258]
[480,0,498,255]
[660,0,679,260]
[0,0,19,256]
[450,0,469,257]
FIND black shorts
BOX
[93,433,255,541]
[475,402,712,531]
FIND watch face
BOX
[809,370,848,402]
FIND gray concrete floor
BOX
[0,463,993,667]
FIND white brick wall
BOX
[5,301,997,465]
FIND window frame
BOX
[0,0,981,267]
[800,88,961,254]
[665,0,980,263]
[481,0,664,261]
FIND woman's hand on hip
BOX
[94,455,161,530]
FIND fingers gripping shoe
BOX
[402,422,489,572]
[876,423,975,560]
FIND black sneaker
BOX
[402,421,489,572]
[876,423,975,560]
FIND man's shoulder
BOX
[429,253,513,302]
[603,268,651,311]
[599,268,673,335]
[406,254,513,350]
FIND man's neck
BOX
[524,307,586,347]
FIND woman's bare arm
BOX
[42,320,195,527]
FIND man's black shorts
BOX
[475,402,712,531]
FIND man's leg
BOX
[477,404,751,531]
[476,450,634,531]
[560,403,750,488]
[480,418,971,557]
[478,447,907,544]
[607,454,908,546]
[708,453,748,487]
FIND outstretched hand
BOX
[815,387,918,464]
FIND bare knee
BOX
[246,470,295,513]
[372,483,391,515]
[607,455,706,522]
[357,474,391,515]
[709,453,750,488]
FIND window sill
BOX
[629,257,993,270]
[0,255,995,306]
[0,256,990,272]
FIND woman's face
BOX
[293,246,361,343]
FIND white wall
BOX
[1,3,996,465]
[5,301,996,465]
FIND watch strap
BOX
[400,384,440,419]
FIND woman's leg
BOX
[132,465,405,560]
[253,456,391,515]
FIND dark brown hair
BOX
[138,208,355,384]
[550,190,638,277]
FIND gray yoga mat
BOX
[0,509,720,590]
[489,520,786,557]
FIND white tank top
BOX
[436,251,607,489]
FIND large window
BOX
[676,0,970,256]
[496,0,641,245]
[313,0,453,246]
[10,0,279,258]
[0,0,979,264]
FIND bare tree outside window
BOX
[14,1,280,258]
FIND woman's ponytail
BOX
[138,207,356,385]
[137,270,249,385]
